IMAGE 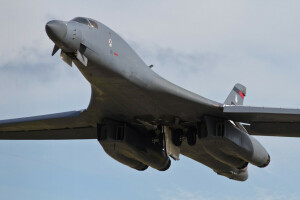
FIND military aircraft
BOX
[1,17,299,181]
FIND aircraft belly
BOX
[91,82,214,123]
[77,62,221,124]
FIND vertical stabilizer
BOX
[224,83,246,105]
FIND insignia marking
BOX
[108,38,112,47]
[239,91,245,99]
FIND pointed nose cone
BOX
[45,20,67,43]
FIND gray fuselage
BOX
[62,19,222,125]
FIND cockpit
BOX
[72,17,98,29]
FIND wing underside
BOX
[0,110,97,140]
[224,106,300,137]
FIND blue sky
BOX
[1,1,300,199]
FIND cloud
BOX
[1,1,300,200]
[159,187,300,200]
[0,52,90,119]
[2,0,300,62]
[131,42,300,108]
[1,0,300,167]
[160,189,212,200]
[252,188,300,200]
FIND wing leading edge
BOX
[224,106,300,137]
[0,110,97,140]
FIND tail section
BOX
[224,83,246,105]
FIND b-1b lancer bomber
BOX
[1,17,300,181]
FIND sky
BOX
[1,0,300,199]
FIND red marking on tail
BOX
[114,52,118,56]
[239,91,245,99]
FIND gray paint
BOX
[0,17,300,181]
[224,83,246,106]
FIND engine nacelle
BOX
[97,119,171,171]
[200,116,270,169]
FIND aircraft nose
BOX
[45,20,67,43]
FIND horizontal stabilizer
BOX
[223,106,300,123]
[223,106,300,137]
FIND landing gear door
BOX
[164,126,180,160]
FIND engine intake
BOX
[97,119,171,171]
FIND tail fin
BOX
[224,83,246,105]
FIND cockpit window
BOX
[89,20,98,29]
[72,17,90,26]
[72,17,98,29]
